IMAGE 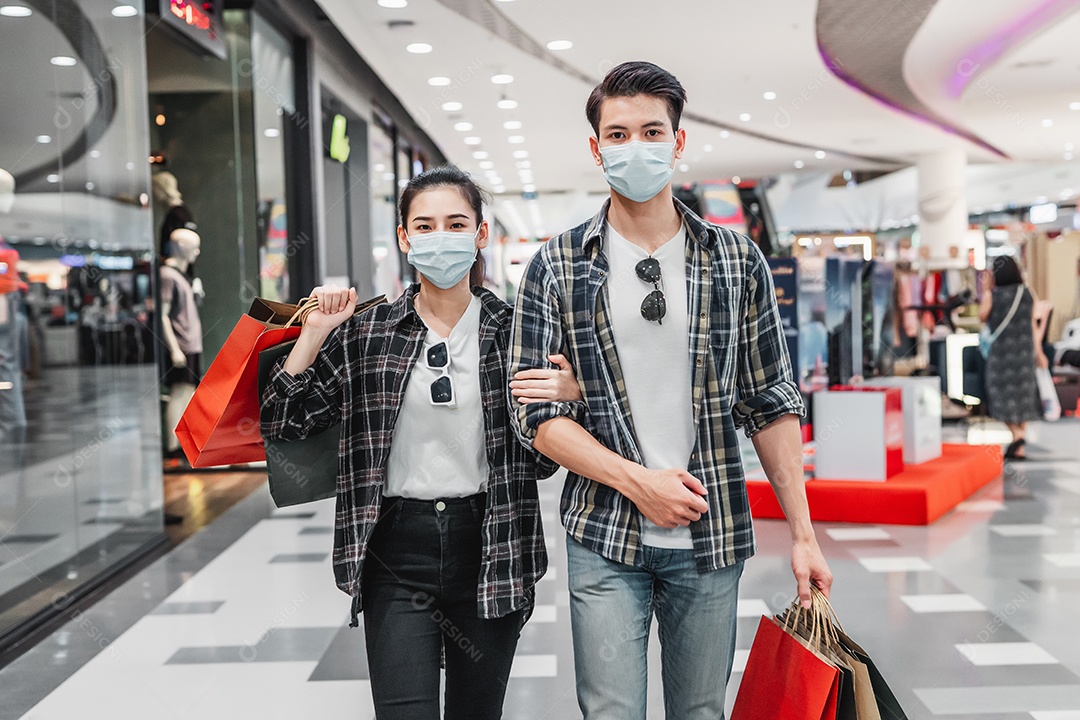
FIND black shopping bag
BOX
[257,339,339,507]
[837,629,909,720]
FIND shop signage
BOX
[767,257,799,374]
[155,0,226,60]
[329,115,351,163]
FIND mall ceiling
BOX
[321,0,1080,236]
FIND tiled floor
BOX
[1,418,1079,719]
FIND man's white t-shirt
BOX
[606,223,696,549]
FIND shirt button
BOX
[702,268,709,276]
[435,501,446,512]
[696,357,704,367]
[699,312,707,320]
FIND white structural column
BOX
[916,149,968,260]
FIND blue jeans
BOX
[567,535,743,720]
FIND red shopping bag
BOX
[175,298,305,467]
[730,615,841,720]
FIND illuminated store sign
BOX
[155,0,226,60]
[329,115,351,163]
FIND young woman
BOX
[261,166,580,719]
[978,255,1048,460]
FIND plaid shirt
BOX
[262,285,553,624]
[509,198,804,572]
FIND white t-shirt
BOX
[606,223,696,549]
[384,295,490,499]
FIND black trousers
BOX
[362,494,523,720]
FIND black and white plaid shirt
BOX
[509,198,804,573]
[262,285,554,624]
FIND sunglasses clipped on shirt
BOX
[425,341,456,407]
[635,257,666,324]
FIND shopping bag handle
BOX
[284,294,387,329]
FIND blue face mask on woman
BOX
[406,229,479,289]
[600,140,676,203]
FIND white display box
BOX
[813,387,904,481]
[862,377,943,465]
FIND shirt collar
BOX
[583,196,717,253]
[385,282,507,329]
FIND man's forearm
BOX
[534,416,642,497]
[751,414,815,542]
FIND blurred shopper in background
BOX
[979,255,1047,460]
[508,61,831,719]
[262,166,581,720]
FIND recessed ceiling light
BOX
[738,113,751,122]
[720,130,730,139]
[1066,152,1074,160]
[454,122,473,131]
[491,74,514,85]
[378,0,407,7]
[503,120,522,130]
[50,56,77,67]
[89,150,101,158]
[1042,118,1054,128]
[493,186,506,193]
[0,6,32,16]
[703,144,713,152]
[36,135,51,143]
[85,181,95,191]
[472,151,489,159]
[497,98,518,110]
[546,40,572,50]
[516,160,531,169]
[428,76,451,86]
[478,161,494,169]
[523,184,537,192]
[814,150,826,159]
[111,5,137,16]
[1071,102,1080,110]
[442,101,463,112]
[679,164,690,172]
[406,43,432,54]
[507,135,525,144]
[1065,142,1074,150]
[464,136,482,145]
[763,91,777,100]
[264,128,280,137]
[512,150,529,159]
[125,161,135,170]
[46,174,60,182]
[794,160,805,169]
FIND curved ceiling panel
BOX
[816,0,1007,158]
[435,0,901,167]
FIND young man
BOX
[508,61,832,718]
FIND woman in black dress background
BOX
[978,256,1048,460]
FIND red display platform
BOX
[747,444,1003,525]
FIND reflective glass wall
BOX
[0,0,163,641]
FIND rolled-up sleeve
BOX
[507,249,585,448]
[732,243,805,437]
[260,328,345,442]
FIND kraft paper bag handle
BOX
[285,294,388,329]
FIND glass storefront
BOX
[0,0,163,643]
[369,115,401,300]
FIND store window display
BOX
[0,168,27,441]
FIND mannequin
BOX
[160,227,203,457]
[153,169,203,304]
[0,167,26,446]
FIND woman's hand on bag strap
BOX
[304,285,357,332]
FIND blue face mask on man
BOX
[406,229,479,289]
[600,140,676,203]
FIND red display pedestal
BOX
[747,444,1003,525]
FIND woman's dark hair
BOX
[991,255,1023,287]
[586,61,688,136]
[398,165,488,287]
